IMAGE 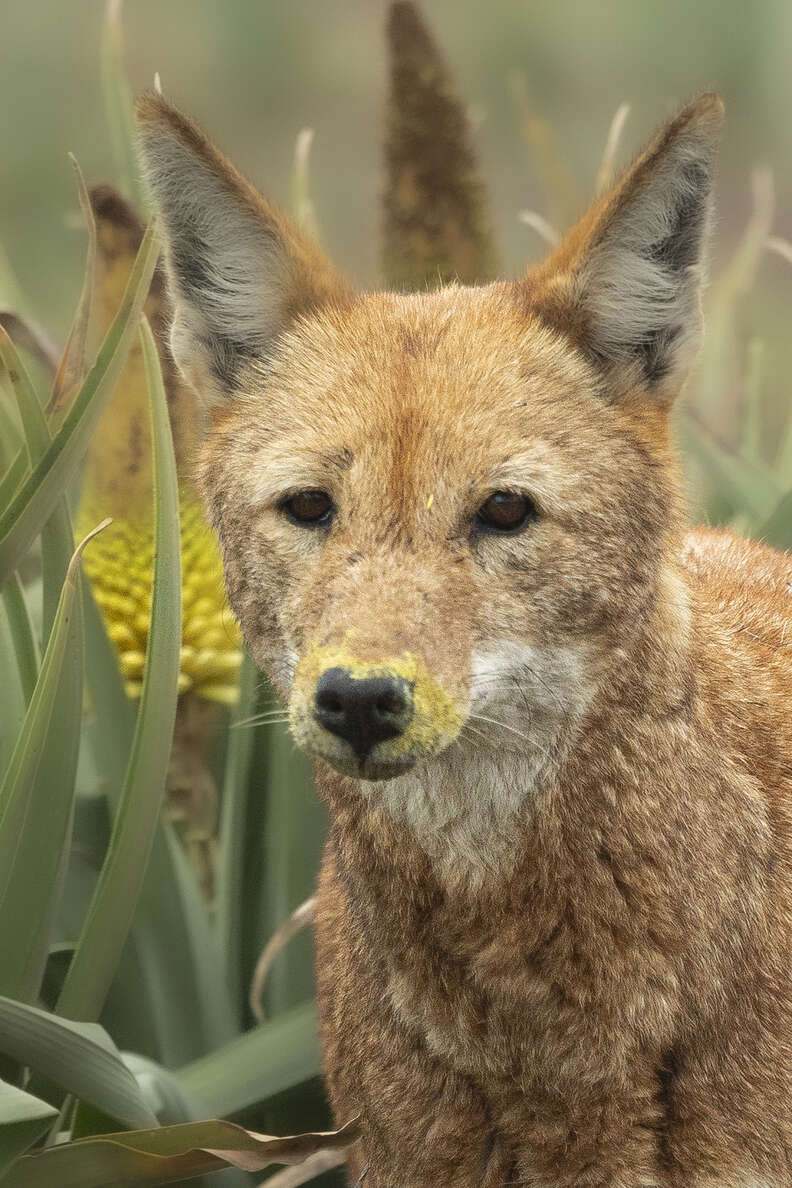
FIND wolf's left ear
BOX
[136,94,349,411]
[527,94,724,401]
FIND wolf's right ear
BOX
[526,94,723,403]
[136,94,349,411]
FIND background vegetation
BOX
[0,2,790,1186]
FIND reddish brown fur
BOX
[137,88,792,1187]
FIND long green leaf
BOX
[0,325,74,642]
[56,317,181,1022]
[176,1001,320,1119]
[48,155,98,425]
[0,451,27,519]
[0,377,22,460]
[82,584,237,1066]
[1,576,38,704]
[216,650,260,1024]
[0,998,157,1131]
[0,597,26,778]
[0,219,159,585]
[101,0,149,212]
[10,1115,359,1188]
[253,721,321,1017]
[0,1080,58,1178]
[0,524,106,1003]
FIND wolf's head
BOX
[137,92,721,799]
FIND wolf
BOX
[138,82,792,1186]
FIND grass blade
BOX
[0,324,75,641]
[289,129,321,242]
[83,582,237,1066]
[595,102,630,194]
[0,596,26,777]
[0,997,157,1131]
[216,651,260,1024]
[101,0,148,211]
[56,317,181,1022]
[176,1001,320,1119]
[1,575,38,704]
[0,219,159,585]
[0,451,27,518]
[253,724,322,1017]
[48,156,98,424]
[0,523,106,1003]
[0,1080,58,1177]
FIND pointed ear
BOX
[527,94,724,401]
[136,94,349,410]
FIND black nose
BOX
[314,667,413,761]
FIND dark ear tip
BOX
[89,183,144,235]
[135,90,192,139]
[135,90,169,124]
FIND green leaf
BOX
[216,650,259,1024]
[101,0,149,212]
[0,219,159,586]
[251,719,322,1017]
[176,1001,320,1119]
[0,1079,58,1178]
[0,451,27,520]
[82,578,135,782]
[48,156,98,426]
[56,317,181,1023]
[289,128,321,241]
[0,594,26,777]
[0,525,105,1003]
[82,584,237,1066]
[1,575,38,705]
[10,1115,359,1187]
[0,998,157,1131]
[0,324,75,643]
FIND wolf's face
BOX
[138,93,719,789]
[196,284,679,786]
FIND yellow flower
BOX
[79,492,241,703]
[76,184,241,704]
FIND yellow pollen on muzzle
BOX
[291,646,463,759]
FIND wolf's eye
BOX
[280,490,335,526]
[474,491,537,534]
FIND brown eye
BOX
[474,491,537,534]
[281,489,335,526]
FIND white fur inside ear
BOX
[140,124,290,404]
[574,125,716,389]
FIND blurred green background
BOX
[2,2,791,312]
[4,1,792,519]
